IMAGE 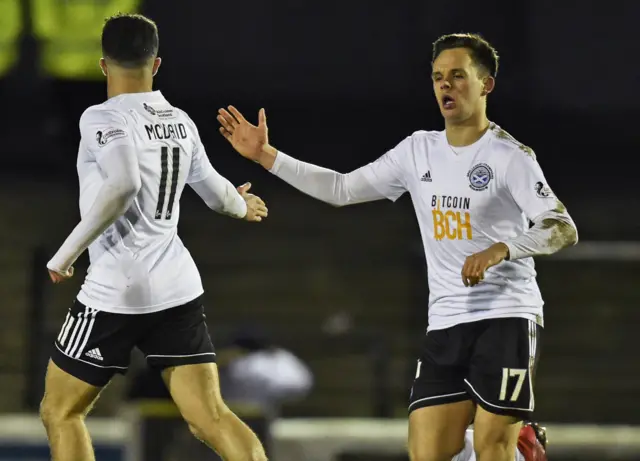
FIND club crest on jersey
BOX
[467,163,494,191]
[96,128,127,147]
[534,181,554,198]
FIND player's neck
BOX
[107,77,154,99]
[445,113,490,147]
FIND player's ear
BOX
[99,58,108,77]
[152,57,162,77]
[481,76,495,96]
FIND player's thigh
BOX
[40,360,103,422]
[408,326,475,460]
[409,401,475,461]
[50,299,137,391]
[465,317,542,421]
[161,362,226,428]
[135,295,216,370]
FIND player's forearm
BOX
[258,144,278,170]
[217,179,248,218]
[262,147,377,207]
[268,151,349,206]
[503,210,578,260]
[47,182,140,272]
[190,171,247,218]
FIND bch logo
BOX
[431,196,472,241]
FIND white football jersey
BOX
[75,91,213,314]
[361,123,563,331]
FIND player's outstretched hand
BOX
[48,267,74,284]
[218,106,270,163]
[237,182,268,223]
[461,243,509,287]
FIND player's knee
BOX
[474,422,519,457]
[39,395,84,429]
[40,360,101,431]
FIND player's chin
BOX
[440,107,463,120]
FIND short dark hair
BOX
[102,13,159,68]
[432,33,499,78]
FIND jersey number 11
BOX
[155,146,180,220]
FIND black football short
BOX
[409,317,542,420]
[51,295,216,387]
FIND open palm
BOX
[217,106,269,162]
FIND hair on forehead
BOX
[432,33,499,78]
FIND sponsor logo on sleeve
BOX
[534,181,554,198]
[96,128,127,147]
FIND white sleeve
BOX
[189,168,247,218]
[186,123,215,184]
[184,117,246,217]
[503,149,562,221]
[47,109,141,272]
[269,137,410,207]
[501,150,578,260]
[87,108,133,164]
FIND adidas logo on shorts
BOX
[85,348,103,361]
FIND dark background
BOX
[0,0,637,427]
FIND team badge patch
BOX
[467,163,494,191]
[534,181,554,198]
[96,128,127,147]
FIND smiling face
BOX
[431,47,494,124]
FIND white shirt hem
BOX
[426,310,542,332]
[76,289,205,315]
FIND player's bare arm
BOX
[47,144,142,283]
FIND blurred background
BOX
[0,0,638,460]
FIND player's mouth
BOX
[442,94,456,110]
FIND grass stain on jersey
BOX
[553,200,567,214]
[518,144,536,159]
[541,216,577,251]
[491,124,536,160]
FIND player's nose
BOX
[440,79,451,90]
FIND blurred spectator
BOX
[219,325,313,418]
